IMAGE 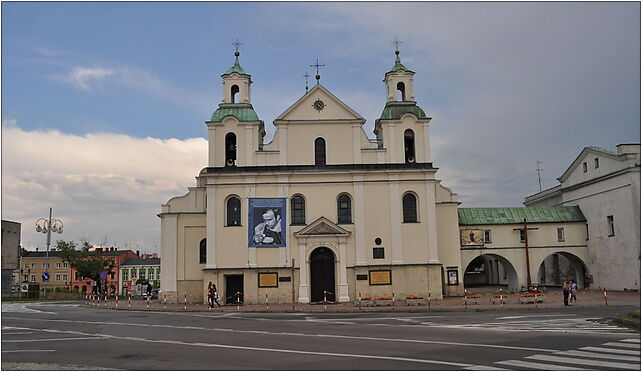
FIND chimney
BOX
[616,143,640,155]
[136,250,140,257]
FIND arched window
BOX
[225,132,237,166]
[226,197,241,226]
[199,238,206,264]
[337,194,352,224]
[397,82,406,101]
[404,129,416,163]
[314,137,326,165]
[291,195,306,225]
[231,85,239,103]
[402,193,418,223]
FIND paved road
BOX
[2,302,640,370]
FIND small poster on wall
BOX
[248,198,287,247]
[460,229,484,246]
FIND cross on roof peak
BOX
[232,38,243,56]
[310,58,325,83]
[391,37,403,53]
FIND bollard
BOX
[236,292,241,311]
[266,292,269,310]
[500,288,503,307]
[464,289,468,310]
[116,295,119,309]
[164,293,167,310]
[603,287,608,307]
[358,292,361,310]
[104,294,107,307]
[534,293,538,308]
[323,290,327,311]
[92,295,96,307]
[184,292,187,311]
[392,291,395,309]
[146,296,149,310]
[128,295,131,310]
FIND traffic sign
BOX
[42,273,50,281]
[100,271,108,280]
[131,277,137,284]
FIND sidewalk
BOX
[86,289,639,313]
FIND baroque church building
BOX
[159,49,465,304]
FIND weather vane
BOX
[391,37,402,54]
[310,59,325,84]
[232,38,243,56]
[303,72,310,93]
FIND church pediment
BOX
[294,216,351,237]
[275,84,364,122]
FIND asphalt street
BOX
[2,302,640,370]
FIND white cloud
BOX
[69,67,115,92]
[2,124,207,254]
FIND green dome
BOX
[379,103,427,120]
[210,105,259,122]
[223,55,249,76]
[390,54,409,72]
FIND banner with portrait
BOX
[460,229,484,246]
[248,198,287,247]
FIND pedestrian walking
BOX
[562,280,570,306]
[207,282,213,309]
[570,280,578,304]
[211,283,221,307]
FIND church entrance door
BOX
[310,247,336,302]
[225,275,244,304]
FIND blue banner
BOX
[248,198,287,247]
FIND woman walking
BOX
[210,283,221,307]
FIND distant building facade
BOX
[19,250,71,290]
[1,220,21,293]
[69,247,138,294]
[525,144,641,291]
[119,256,160,296]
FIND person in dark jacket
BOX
[562,280,570,306]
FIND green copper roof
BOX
[210,105,259,122]
[588,146,619,156]
[458,207,586,225]
[223,56,248,76]
[390,54,409,72]
[379,103,427,120]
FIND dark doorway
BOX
[310,247,336,302]
[225,275,244,304]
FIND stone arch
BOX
[536,251,590,289]
[462,253,520,292]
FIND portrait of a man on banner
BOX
[248,198,287,247]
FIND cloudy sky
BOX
[3,2,639,254]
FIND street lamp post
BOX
[35,208,63,301]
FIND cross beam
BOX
[514,219,539,288]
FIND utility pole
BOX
[514,219,539,289]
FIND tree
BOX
[56,240,114,293]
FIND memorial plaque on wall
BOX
[258,272,278,288]
[356,274,368,281]
[369,270,392,285]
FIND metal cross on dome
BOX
[232,39,243,53]
[391,37,403,52]
[310,59,325,83]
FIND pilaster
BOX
[425,180,440,264]
[353,175,366,266]
[338,238,350,302]
[422,122,431,163]
[246,177,257,268]
[207,126,216,167]
[297,239,310,303]
[386,122,397,163]
[245,125,254,166]
[389,174,403,264]
[278,124,288,165]
[205,185,217,269]
[352,123,362,164]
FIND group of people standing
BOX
[208,282,221,308]
[562,279,578,306]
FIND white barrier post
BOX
[104,294,107,307]
[164,293,167,310]
[358,292,362,310]
[236,292,240,311]
[116,294,119,309]
[184,292,187,311]
[146,295,149,310]
[534,287,539,308]
[323,290,327,311]
[500,288,503,307]
[428,290,431,310]
[392,291,395,309]
[128,294,131,310]
[464,289,468,310]
[266,292,269,310]
[603,287,608,307]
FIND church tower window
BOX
[225,132,237,166]
[226,197,241,226]
[404,129,416,163]
[402,193,418,223]
[397,82,406,101]
[337,194,352,224]
[199,239,206,264]
[314,137,326,165]
[291,195,306,225]
[230,85,239,103]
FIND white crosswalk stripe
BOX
[443,318,632,334]
[495,338,642,370]
[464,365,509,370]
[620,339,641,343]
[1,303,54,314]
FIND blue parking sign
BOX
[100,271,108,280]
[42,272,49,281]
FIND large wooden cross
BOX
[514,218,539,288]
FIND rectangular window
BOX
[24,264,28,269]
[557,227,565,242]
[30,274,36,282]
[63,262,68,269]
[43,263,49,269]
[56,262,61,269]
[55,274,61,282]
[157,272,160,280]
[607,215,615,236]
[291,197,306,225]
[484,229,492,244]
[519,230,526,243]
[110,273,115,280]
[62,274,67,282]
[594,157,599,168]
[582,162,587,172]
[31,263,35,269]
[149,272,155,280]
[123,272,129,281]
[373,247,385,259]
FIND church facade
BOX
[159,50,465,304]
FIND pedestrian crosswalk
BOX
[447,317,633,334]
[1,302,79,314]
[481,338,641,370]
